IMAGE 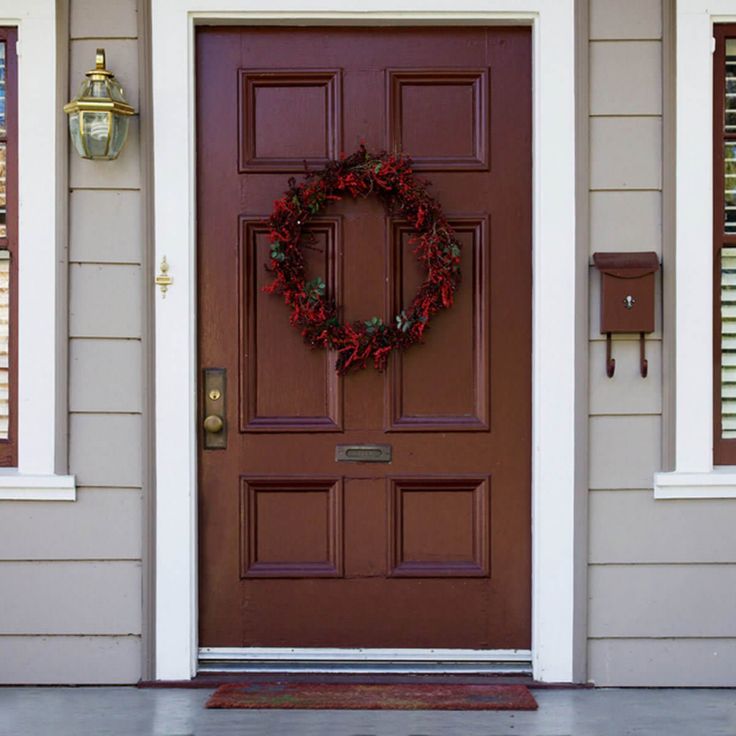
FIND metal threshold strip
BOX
[198,647,533,675]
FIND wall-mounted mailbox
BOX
[592,251,660,378]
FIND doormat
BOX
[205,682,538,711]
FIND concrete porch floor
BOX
[1,686,735,735]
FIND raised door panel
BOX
[239,216,342,431]
[240,476,343,578]
[239,69,342,172]
[387,217,489,430]
[387,69,489,171]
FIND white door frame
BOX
[151,1,581,683]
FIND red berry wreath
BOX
[264,146,462,375]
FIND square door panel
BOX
[387,70,489,171]
[240,477,343,578]
[239,70,342,172]
[388,477,490,577]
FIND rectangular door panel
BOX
[387,217,489,430]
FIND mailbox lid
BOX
[592,251,660,279]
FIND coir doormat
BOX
[206,682,538,711]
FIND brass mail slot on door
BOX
[335,444,392,463]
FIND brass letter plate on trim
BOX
[203,368,227,449]
[335,444,392,463]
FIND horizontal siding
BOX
[70,339,143,413]
[590,117,662,190]
[69,414,143,487]
[589,415,661,489]
[0,561,141,635]
[590,191,662,255]
[69,264,142,338]
[589,0,662,41]
[0,489,142,560]
[590,42,662,115]
[70,0,138,39]
[590,491,736,564]
[0,636,141,685]
[589,639,736,687]
[589,565,736,638]
[69,190,142,264]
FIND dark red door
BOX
[197,26,531,649]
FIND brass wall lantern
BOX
[64,49,135,160]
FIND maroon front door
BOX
[197,26,532,649]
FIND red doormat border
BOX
[206,682,538,710]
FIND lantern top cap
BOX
[63,47,135,117]
[86,48,114,80]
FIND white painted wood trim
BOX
[151,0,578,683]
[0,472,75,501]
[663,1,736,498]
[0,1,75,500]
[654,470,736,499]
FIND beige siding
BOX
[589,416,661,490]
[0,0,147,684]
[587,0,736,687]
[69,415,143,487]
[70,339,143,413]
[70,0,138,39]
[70,191,143,264]
[590,117,662,190]
[590,42,662,115]
[589,0,662,41]
[590,191,662,254]
[0,562,142,635]
[589,565,736,638]
[590,491,736,564]
[0,489,142,560]
[0,636,142,685]
[588,639,736,687]
[69,265,143,338]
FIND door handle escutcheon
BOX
[203,368,227,449]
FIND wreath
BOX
[264,146,462,375]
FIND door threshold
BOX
[198,647,533,675]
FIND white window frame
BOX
[0,0,75,501]
[654,0,736,499]
[152,0,580,682]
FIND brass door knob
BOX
[203,414,224,434]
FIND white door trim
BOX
[151,1,580,683]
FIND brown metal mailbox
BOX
[592,251,660,378]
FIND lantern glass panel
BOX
[108,115,130,160]
[107,77,128,103]
[81,111,111,159]
[68,111,86,158]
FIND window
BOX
[0,28,16,467]
[715,26,736,464]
